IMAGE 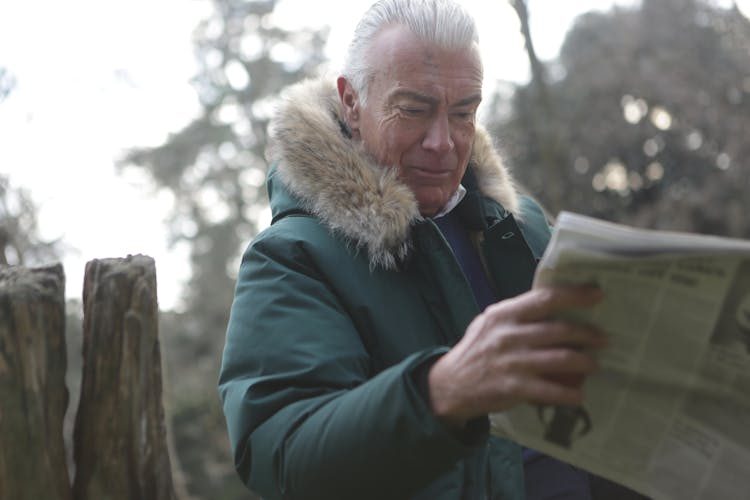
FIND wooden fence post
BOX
[0,264,72,500]
[73,255,176,500]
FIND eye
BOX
[398,106,427,116]
[452,111,475,121]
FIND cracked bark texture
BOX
[0,264,71,500]
[73,255,175,500]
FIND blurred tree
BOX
[119,1,329,498]
[509,0,547,92]
[494,0,750,236]
[507,0,565,209]
[0,69,59,267]
[0,175,59,266]
[0,68,16,103]
[123,0,328,331]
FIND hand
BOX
[427,286,607,428]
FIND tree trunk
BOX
[509,0,564,213]
[73,255,176,500]
[0,264,72,500]
[509,0,548,103]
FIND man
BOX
[220,1,642,498]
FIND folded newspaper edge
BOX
[491,212,750,500]
[542,211,750,261]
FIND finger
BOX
[543,372,587,389]
[487,286,603,323]
[494,321,608,351]
[501,348,600,376]
[497,374,586,408]
[525,378,586,407]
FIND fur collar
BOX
[267,77,520,270]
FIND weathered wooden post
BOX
[0,264,72,500]
[73,255,176,500]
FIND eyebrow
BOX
[389,90,482,108]
[390,90,438,105]
[452,94,483,108]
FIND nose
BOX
[422,111,454,154]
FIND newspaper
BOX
[489,212,750,500]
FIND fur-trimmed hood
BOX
[266,77,520,269]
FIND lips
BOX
[410,166,453,177]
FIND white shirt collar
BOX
[433,184,467,219]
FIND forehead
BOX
[366,24,483,102]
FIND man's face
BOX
[339,24,483,217]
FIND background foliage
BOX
[0,67,59,267]
[493,0,750,236]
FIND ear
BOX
[337,76,361,138]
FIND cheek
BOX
[454,128,475,160]
[378,117,416,160]
[360,114,392,161]
[456,125,475,147]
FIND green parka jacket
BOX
[219,78,551,500]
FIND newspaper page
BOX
[490,212,750,500]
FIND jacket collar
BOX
[267,77,520,270]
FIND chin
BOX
[417,199,447,217]
[411,185,457,216]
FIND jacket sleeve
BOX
[218,229,485,499]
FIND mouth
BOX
[411,166,453,178]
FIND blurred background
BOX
[1,0,749,498]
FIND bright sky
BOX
[1,0,746,310]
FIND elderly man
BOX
[220,1,645,499]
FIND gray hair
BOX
[342,0,480,105]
